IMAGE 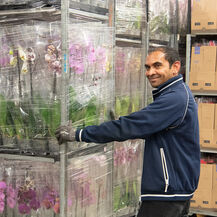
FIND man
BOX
[55,46,200,217]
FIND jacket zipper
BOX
[160,148,169,192]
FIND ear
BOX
[171,61,181,76]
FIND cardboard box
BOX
[212,164,217,209]
[189,79,203,91]
[191,0,206,32]
[190,46,202,73]
[191,164,217,209]
[198,189,213,208]
[190,191,201,208]
[201,72,216,90]
[204,0,217,32]
[199,103,215,147]
[198,103,202,128]
[189,46,204,90]
[201,46,217,72]
[196,164,214,208]
[200,128,215,148]
[214,104,217,130]
[212,106,217,147]
[211,129,217,149]
[200,46,217,90]
[192,0,217,33]
[198,103,203,146]
[200,103,215,129]
[198,164,213,189]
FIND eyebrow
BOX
[153,62,162,66]
[145,61,162,69]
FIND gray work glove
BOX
[55,124,76,145]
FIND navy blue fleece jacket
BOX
[75,74,200,201]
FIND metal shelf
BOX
[190,208,217,216]
[53,8,108,21]
[116,37,141,44]
[192,90,217,96]
[69,8,108,20]
[191,32,217,36]
[0,6,56,16]
[115,37,142,47]
[0,153,55,163]
[0,6,108,22]
[200,148,217,154]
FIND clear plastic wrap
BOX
[0,22,62,155]
[78,0,108,9]
[0,21,113,154]
[0,157,60,216]
[67,146,112,217]
[46,0,109,9]
[0,146,114,217]
[113,46,144,215]
[115,47,143,116]
[0,0,48,10]
[149,0,170,42]
[149,0,189,42]
[0,2,150,217]
[115,0,146,37]
[177,0,188,34]
[66,24,114,151]
[113,140,143,215]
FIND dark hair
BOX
[148,46,181,68]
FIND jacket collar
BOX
[152,74,183,96]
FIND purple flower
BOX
[127,147,136,162]
[7,196,16,209]
[7,186,16,198]
[114,147,127,166]
[53,198,60,214]
[81,182,96,207]
[68,197,73,207]
[0,193,5,203]
[0,56,10,67]
[29,198,40,210]
[42,187,58,209]
[116,51,125,74]
[0,200,4,213]
[0,181,6,190]
[0,40,10,67]
[25,189,36,200]
[45,43,61,73]
[87,42,96,64]
[69,43,84,74]
[18,203,31,214]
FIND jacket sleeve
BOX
[75,90,187,143]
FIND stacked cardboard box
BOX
[213,164,217,208]
[192,0,217,33]
[191,164,217,209]
[189,46,217,91]
[198,103,217,148]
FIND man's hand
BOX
[55,124,76,145]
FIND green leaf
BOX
[0,95,7,134]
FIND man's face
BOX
[145,51,180,88]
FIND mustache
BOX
[147,75,160,79]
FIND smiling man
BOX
[145,47,180,88]
[55,46,200,217]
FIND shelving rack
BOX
[0,0,186,216]
[185,32,217,217]
[0,1,149,217]
[189,208,217,217]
